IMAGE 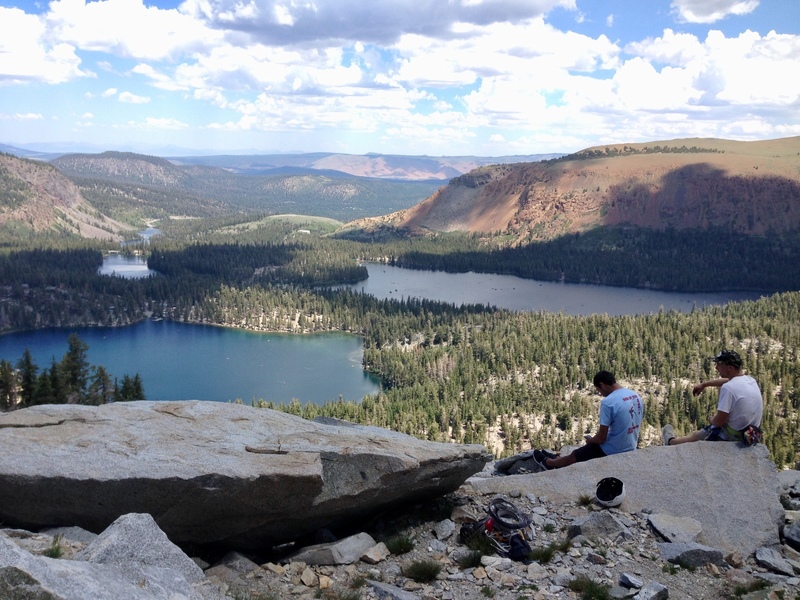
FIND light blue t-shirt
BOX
[599,387,644,455]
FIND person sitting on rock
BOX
[662,349,763,446]
[533,370,644,470]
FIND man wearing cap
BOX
[662,350,763,445]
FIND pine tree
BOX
[16,349,38,408]
[60,334,90,402]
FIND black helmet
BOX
[596,477,625,507]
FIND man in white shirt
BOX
[662,350,763,445]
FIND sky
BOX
[0,0,799,157]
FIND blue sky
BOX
[1,0,798,156]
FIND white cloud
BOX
[143,117,188,130]
[0,6,88,84]
[0,0,796,155]
[181,0,578,46]
[118,91,150,104]
[671,0,759,24]
[14,113,45,120]
[628,28,800,109]
[46,0,224,61]
[626,29,705,67]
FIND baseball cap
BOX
[713,350,743,369]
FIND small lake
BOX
[98,254,157,279]
[0,321,380,405]
[341,264,764,316]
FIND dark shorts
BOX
[698,425,725,441]
[572,443,607,463]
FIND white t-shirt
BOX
[718,375,763,431]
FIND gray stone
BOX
[494,450,549,475]
[204,563,247,589]
[552,568,573,586]
[619,572,644,588]
[0,565,62,600]
[658,542,725,567]
[39,526,97,545]
[610,583,638,598]
[465,442,783,556]
[286,532,377,565]
[366,579,421,600]
[784,510,800,524]
[648,513,702,543]
[568,511,630,540]
[361,542,391,564]
[787,557,800,575]
[778,469,800,493]
[0,531,220,600]
[754,546,795,576]
[75,513,204,584]
[214,551,263,576]
[507,458,542,474]
[785,521,800,552]
[0,401,489,549]
[633,581,669,600]
[433,519,456,540]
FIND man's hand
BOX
[693,378,729,396]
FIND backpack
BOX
[741,424,763,446]
[458,498,534,562]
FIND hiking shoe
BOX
[533,449,553,471]
[662,424,676,446]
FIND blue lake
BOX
[0,320,379,405]
[0,258,765,405]
[340,264,764,316]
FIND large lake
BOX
[0,258,764,405]
[0,320,379,405]
[341,264,764,316]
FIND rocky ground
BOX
[8,478,799,600]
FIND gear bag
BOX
[458,497,534,562]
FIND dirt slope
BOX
[350,137,800,242]
[0,153,133,240]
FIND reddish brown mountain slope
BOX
[349,137,800,242]
[0,153,133,240]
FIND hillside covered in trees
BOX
[0,235,798,468]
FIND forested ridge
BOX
[53,154,442,223]
[347,226,800,293]
[0,235,798,467]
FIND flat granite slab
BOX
[0,401,490,549]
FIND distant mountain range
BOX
[345,136,800,242]
[0,143,560,182]
[3,138,799,244]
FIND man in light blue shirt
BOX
[535,371,644,470]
